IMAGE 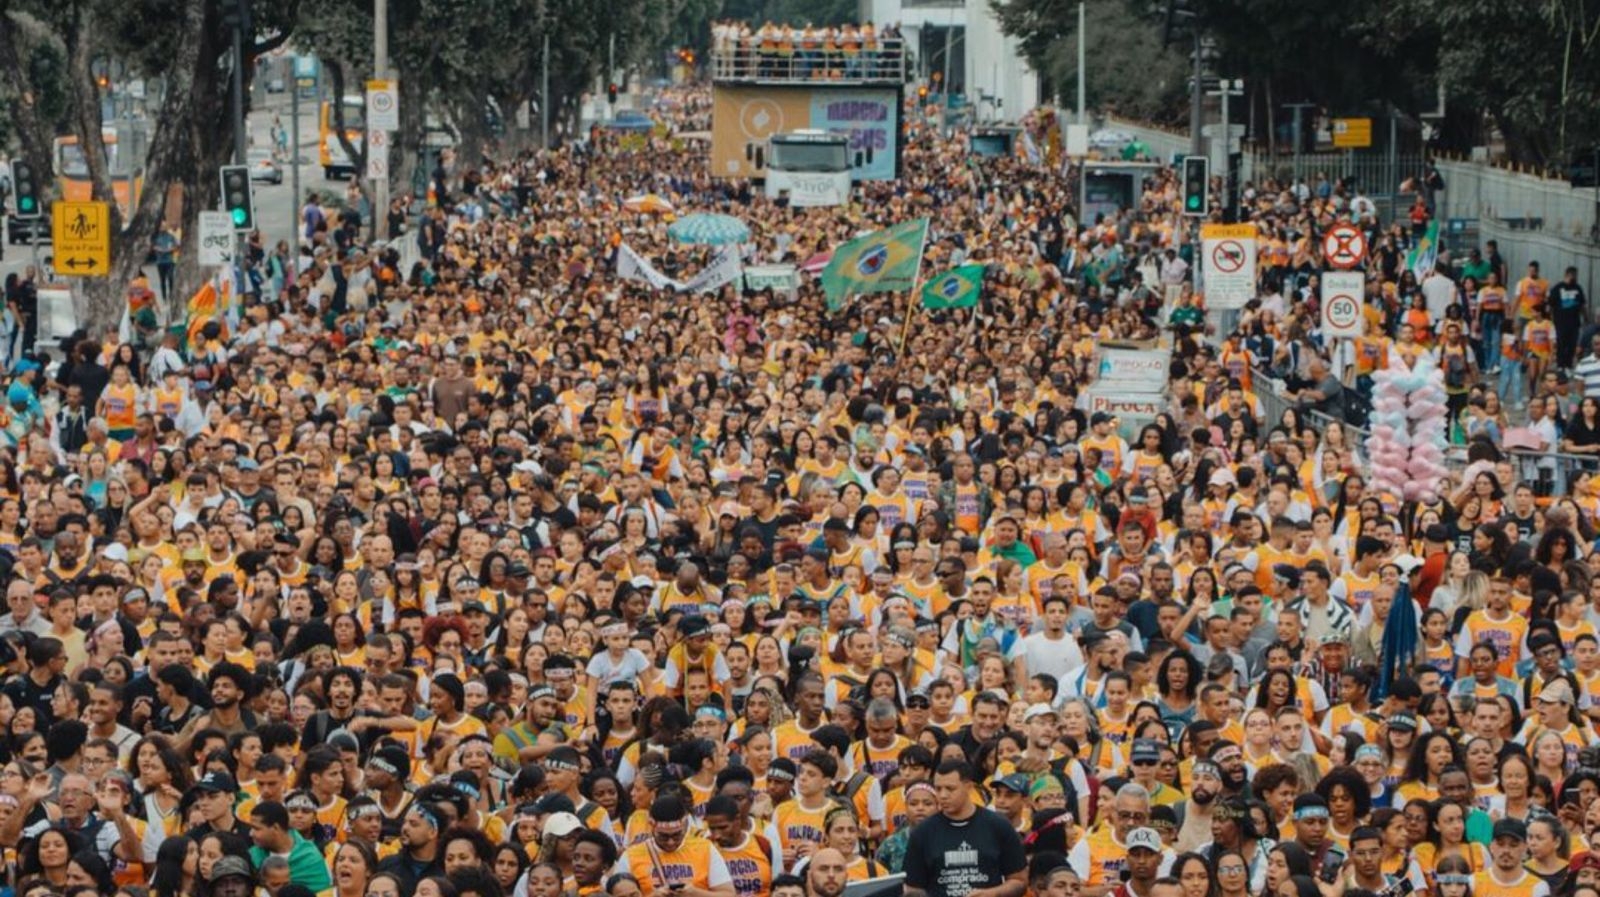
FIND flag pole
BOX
[897,222,931,360]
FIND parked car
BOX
[248,148,283,184]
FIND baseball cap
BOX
[1024,703,1059,722]
[1571,852,1600,873]
[1540,679,1576,706]
[193,771,237,794]
[991,773,1030,794]
[1125,827,1162,853]
[208,856,254,884]
[1493,818,1528,842]
[543,812,584,839]
[1130,739,1162,765]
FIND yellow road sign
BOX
[51,201,111,277]
[1332,118,1372,149]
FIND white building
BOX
[858,0,1041,122]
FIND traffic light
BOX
[1182,155,1209,216]
[918,85,928,99]
[10,159,40,219]
[219,165,254,231]
[607,83,618,104]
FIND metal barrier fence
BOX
[1249,367,1600,497]
[710,41,907,84]
[1241,151,1427,199]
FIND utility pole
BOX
[541,33,550,147]
[942,8,954,93]
[1189,32,1203,157]
[373,0,390,238]
[607,33,615,123]
[229,0,247,164]
[290,64,300,249]
[1076,2,1085,123]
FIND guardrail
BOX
[710,41,907,85]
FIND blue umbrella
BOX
[668,213,750,246]
[1374,580,1419,701]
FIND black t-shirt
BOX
[902,806,1026,897]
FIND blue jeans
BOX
[1481,311,1504,370]
[1499,360,1524,406]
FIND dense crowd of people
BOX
[0,53,1595,897]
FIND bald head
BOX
[808,848,849,897]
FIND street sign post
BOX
[1321,270,1366,338]
[50,201,110,277]
[1200,222,1257,309]
[1321,223,1368,270]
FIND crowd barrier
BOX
[1249,367,1598,497]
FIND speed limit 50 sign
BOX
[1321,270,1366,338]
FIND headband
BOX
[695,705,726,721]
[369,757,399,776]
[906,781,937,799]
[286,795,318,812]
[768,766,795,782]
[452,779,481,800]
[1294,806,1330,821]
[1354,745,1385,762]
[1435,875,1473,886]
[347,803,382,820]
[546,668,575,681]
[600,622,629,637]
[412,804,442,830]
[651,817,687,835]
[1213,802,1247,822]
[545,756,581,772]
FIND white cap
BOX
[1392,554,1424,575]
[1125,828,1163,853]
[1023,703,1059,722]
[543,812,583,839]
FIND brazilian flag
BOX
[820,218,930,311]
[921,263,985,310]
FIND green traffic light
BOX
[231,208,247,226]
[1186,196,1200,209]
[18,199,32,212]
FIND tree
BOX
[991,0,1189,122]
[0,0,300,330]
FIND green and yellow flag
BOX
[921,263,985,310]
[820,218,930,310]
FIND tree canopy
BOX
[991,0,1600,166]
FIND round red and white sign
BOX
[1323,292,1362,337]
[1321,224,1367,270]
[1212,240,1246,273]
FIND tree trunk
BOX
[393,64,424,203]
[325,58,366,176]
[0,10,56,182]
[62,4,123,329]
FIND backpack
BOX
[829,770,874,807]
[1443,347,1468,388]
